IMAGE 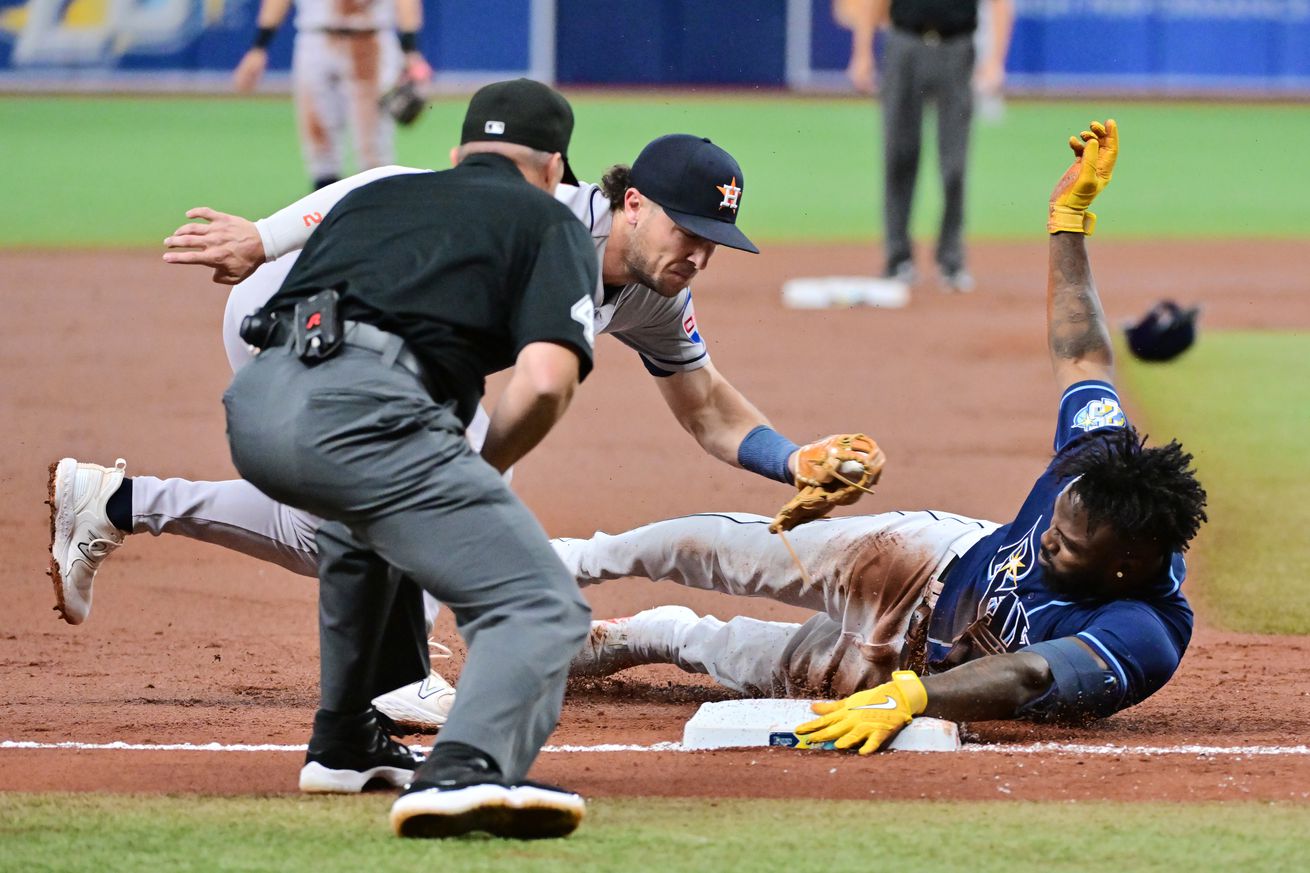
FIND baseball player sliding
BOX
[557,121,1209,752]
[234,0,433,190]
[48,125,882,748]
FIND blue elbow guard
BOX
[1018,638,1124,722]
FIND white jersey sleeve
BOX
[255,165,431,261]
[553,182,711,376]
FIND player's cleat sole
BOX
[48,457,128,625]
[299,761,416,794]
[391,782,584,840]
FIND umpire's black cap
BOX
[629,134,759,254]
[461,78,579,184]
[1124,300,1200,362]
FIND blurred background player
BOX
[233,0,434,190]
[835,0,1014,293]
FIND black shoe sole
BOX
[392,785,583,840]
[396,805,581,840]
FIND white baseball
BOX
[838,460,865,476]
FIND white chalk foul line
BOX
[963,742,1310,757]
[4,739,1310,756]
[0,740,682,754]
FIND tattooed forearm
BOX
[921,652,1053,721]
[1047,233,1113,364]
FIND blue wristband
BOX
[737,425,799,485]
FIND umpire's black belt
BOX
[892,23,973,44]
[265,319,435,392]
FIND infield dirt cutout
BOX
[3,241,1308,802]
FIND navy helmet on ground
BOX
[1124,300,1200,362]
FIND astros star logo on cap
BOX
[716,176,741,212]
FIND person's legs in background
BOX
[880,29,927,282]
[293,31,347,190]
[935,35,977,292]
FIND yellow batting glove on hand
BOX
[1048,118,1119,236]
[794,670,928,756]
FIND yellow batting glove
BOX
[794,670,928,756]
[1048,118,1119,236]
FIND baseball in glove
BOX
[380,78,426,127]
[770,433,885,533]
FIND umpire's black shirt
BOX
[261,153,598,424]
[891,0,978,37]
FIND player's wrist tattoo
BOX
[1047,234,1111,362]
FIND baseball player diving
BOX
[47,118,882,740]
[555,121,1210,753]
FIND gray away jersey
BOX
[554,183,711,377]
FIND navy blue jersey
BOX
[926,381,1193,712]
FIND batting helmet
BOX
[1124,300,1200,362]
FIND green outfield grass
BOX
[2,794,1308,872]
[2,94,1308,247]
[1120,332,1310,634]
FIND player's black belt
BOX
[892,23,974,44]
[319,27,380,36]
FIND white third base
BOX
[682,699,960,752]
[780,276,910,310]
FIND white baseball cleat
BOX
[570,604,699,678]
[372,642,458,732]
[47,457,128,625]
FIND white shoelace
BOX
[82,536,123,560]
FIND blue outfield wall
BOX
[807,0,1310,93]
[554,0,787,86]
[0,0,1307,92]
[0,0,531,77]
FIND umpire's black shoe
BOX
[390,744,585,840]
[299,709,424,794]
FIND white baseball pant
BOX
[555,510,998,696]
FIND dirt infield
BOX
[3,240,1308,802]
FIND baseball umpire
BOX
[559,121,1210,752]
[224,78,596,839]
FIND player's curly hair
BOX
[1053,427,1208,554]
[600,164,633,211]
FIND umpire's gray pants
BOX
[880,27,975,275]
[223,342,590,782]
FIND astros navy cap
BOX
[1124,300,1200,362]
[628,134,759,254]
[461,78,578,184]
